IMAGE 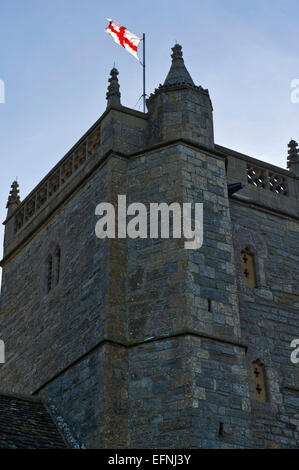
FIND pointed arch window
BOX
[252,360,268,403]
[241,247,257,288]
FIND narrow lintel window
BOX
[54,246,61,287]
[46,246,61,294]
[252,360,267,403]
[241,247,256,288]
[47,255,53,293]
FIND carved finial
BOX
[6,180,20,209]
[288,139,298,162]
[106,67,121,108]
[287,139,299,176]
[6,180,21,220]
[163,44,195,87]
[171,44,183,61]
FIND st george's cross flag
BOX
[105,18,142,61]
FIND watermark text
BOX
[290,79,299,104]
[95,196,203,250]
[291,339,299,364]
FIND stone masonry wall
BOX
[147,87,214,149]
[0,161,110,393]
[128,335,252,448]
[231,200,299,448]
[182,145,242,342]
[40,342,129,448]
[124,142,253,448]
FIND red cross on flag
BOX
[105,18,142,61]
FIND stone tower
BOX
[0,45,298,449]
[147,44,214,148]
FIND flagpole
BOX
[143,33,146,113]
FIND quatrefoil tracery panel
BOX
[247,165,288,196]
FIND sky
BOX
[0,0,298,263]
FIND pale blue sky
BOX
[0,0,298,260]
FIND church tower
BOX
[0,45,298,449]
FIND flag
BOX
[105,18,142,61]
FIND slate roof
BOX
[0,391,67,449]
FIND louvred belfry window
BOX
[241,247,256,288]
